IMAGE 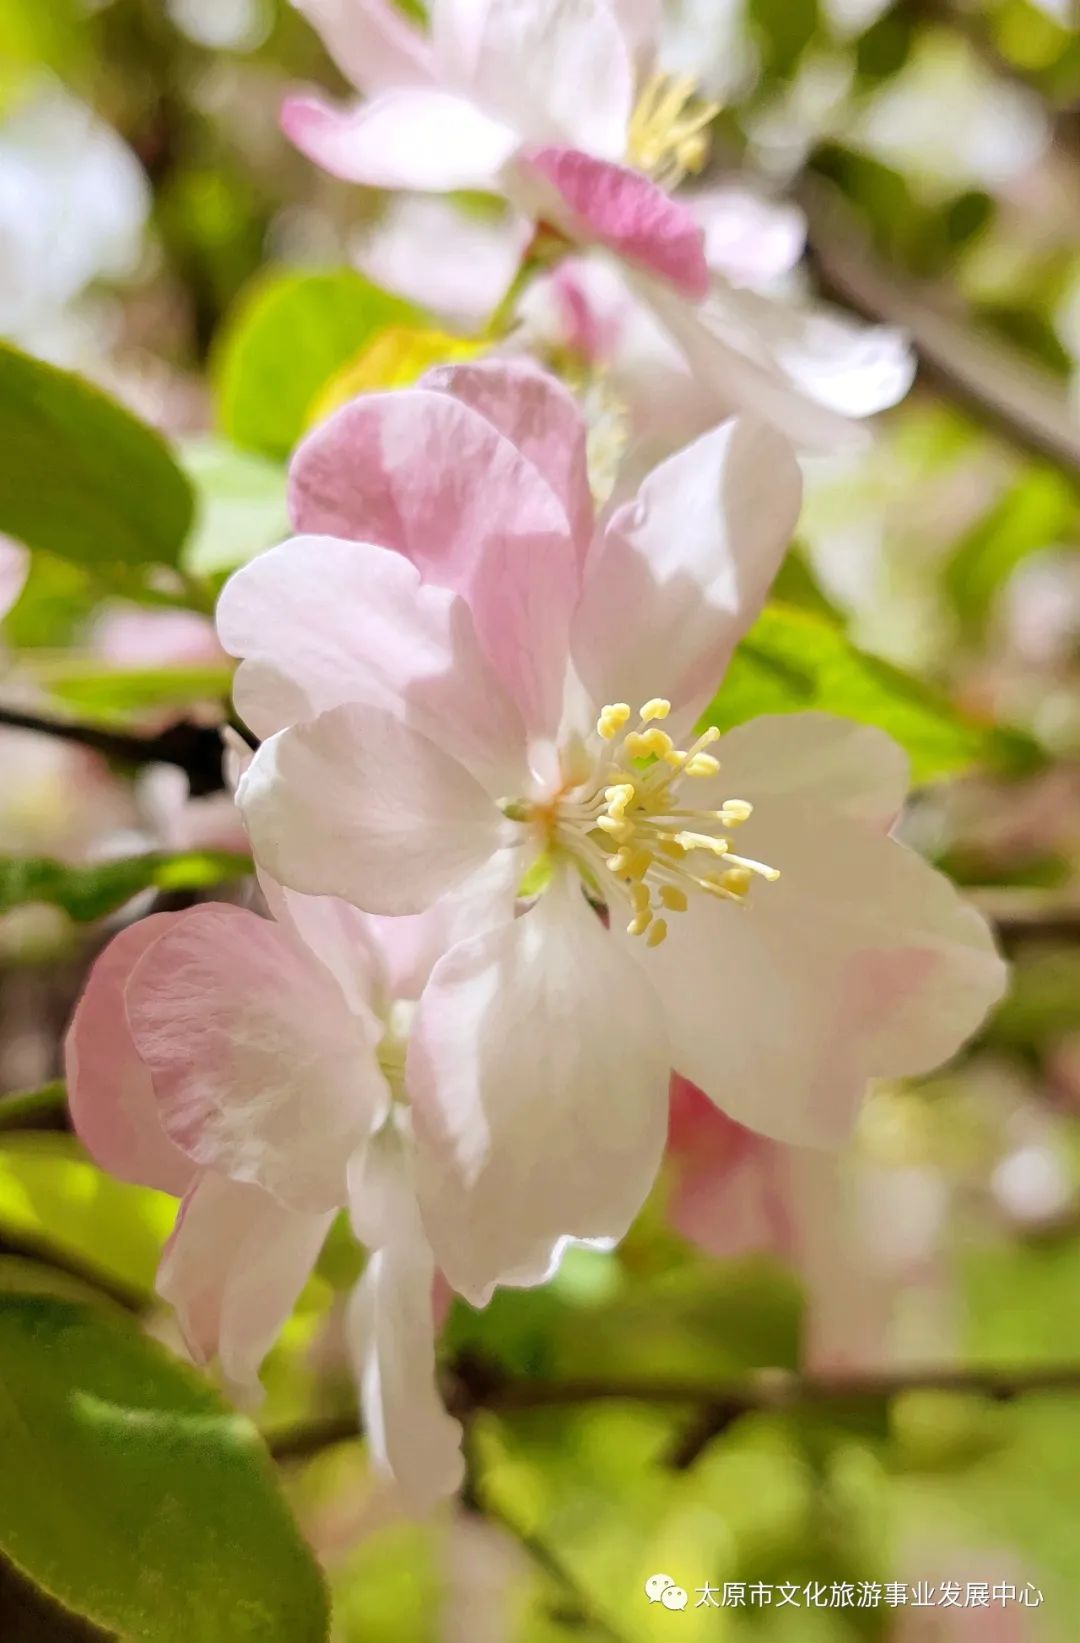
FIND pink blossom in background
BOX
[219,360,1005,1310]
[0,537,28,621]
[65,878,474,1511]
[666,1075,954,1372]
[283,0,913,448]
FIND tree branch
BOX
[799,176,1080,478]
[0,705,231,797]
[267,1359,1080,1464]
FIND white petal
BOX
[218,533,526,793]
[354,196,532,328]
[713,713,911,830]
[572,416,802,731]
[282,89,519,191]
[292,0,435,93]
[408,872,671,1303]
[433,0,633,157]
[641,791,1005,1146]
[239,705,513,916]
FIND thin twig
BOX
[0,705,230,797]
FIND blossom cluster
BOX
[66,0,1006,1511]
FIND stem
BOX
[0,705,231,797]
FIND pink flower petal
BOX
[239,705,513,916]
[288,385,581,736]
[65,914,194,1198]
[0,537,29,621]
[281,89,518,191]
[571,417,802,733]
[423,358,595,558]
[126,902,387,1212]
[518,146,710,299]
[408,872,670,1305]
[666,1075,795,1260]
[159,1172,331,1396]
[292,0,435,94]
[355,195,532,327]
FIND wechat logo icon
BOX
[645,1574,688,1611]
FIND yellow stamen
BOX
[646,918,669,948]
[597,702,631,740]
[660,885,688,912]
[641,698,671,722]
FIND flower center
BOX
[627,74,720,190]
[505,698,779,948]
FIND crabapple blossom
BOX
[282,0,912,448]
[64,880,485,1511]
[220,360,1006,1307]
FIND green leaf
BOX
[945,465,1077,635]
[0,344,195,569]
[26,658,235,723]
[0,850,252,923]
[0,1134,172,1300]
[214,268,421,461]
[703,602,1037,783]
[0,1293,329,1641]
[179,437,290,577]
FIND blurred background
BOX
[0,0,1079,1638]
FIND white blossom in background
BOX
[0,79,150,361]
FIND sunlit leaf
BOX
[0,1133,172,1299]
[214,268,421,460]
[179,437,290,576]
[25,657,234,722]
[0,344,194,569]
[0,849,252,922]
[0,1293,329,1641]
[307,325,485,425]
[704,602,1039,783]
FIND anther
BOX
[641,698,671,722]
[597,703,631,740]
[646,918,669,948]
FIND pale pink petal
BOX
[408,871,670,1305]
[288,386,580,736]
[159,1172,331,1396]
[571,417,802,731]
[217,533,526,792]
[434,0,633,157]
[354,195,532,326]
[239,705,514,916]
[281,89,519,191]
[257,871,385,1025]
[364,849,522,1000]
[692,185,806,287]
[705,713,911,831]
[347,1122,464,1508]
[92,606,224,667]
[126,902,387,1211]
[762,298,915,419]
[0,537,29,621]
[610,0,661,59]
[666,1075,795,1259]
[292,0,435,93]
[518,146,710,298]
[637,723,1006,1145]
[65,914,194,1198]
[423,358,595,556]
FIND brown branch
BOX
[0,705,232,797]
[799,176,1080,478]
[267,1359,1080,1464]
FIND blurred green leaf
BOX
[0,0,84,109]
[987,946,1080,1054]
[703,603,1035,783]
[0,849,252,923]
[214,268,421,461]
[0,1293,329,1641]
[27,658,234,722]
[179,437,289,576]
[0,344,195,569]
[748,0,819,78]
[945,465,1077,634]
[0,1134,172,1299]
